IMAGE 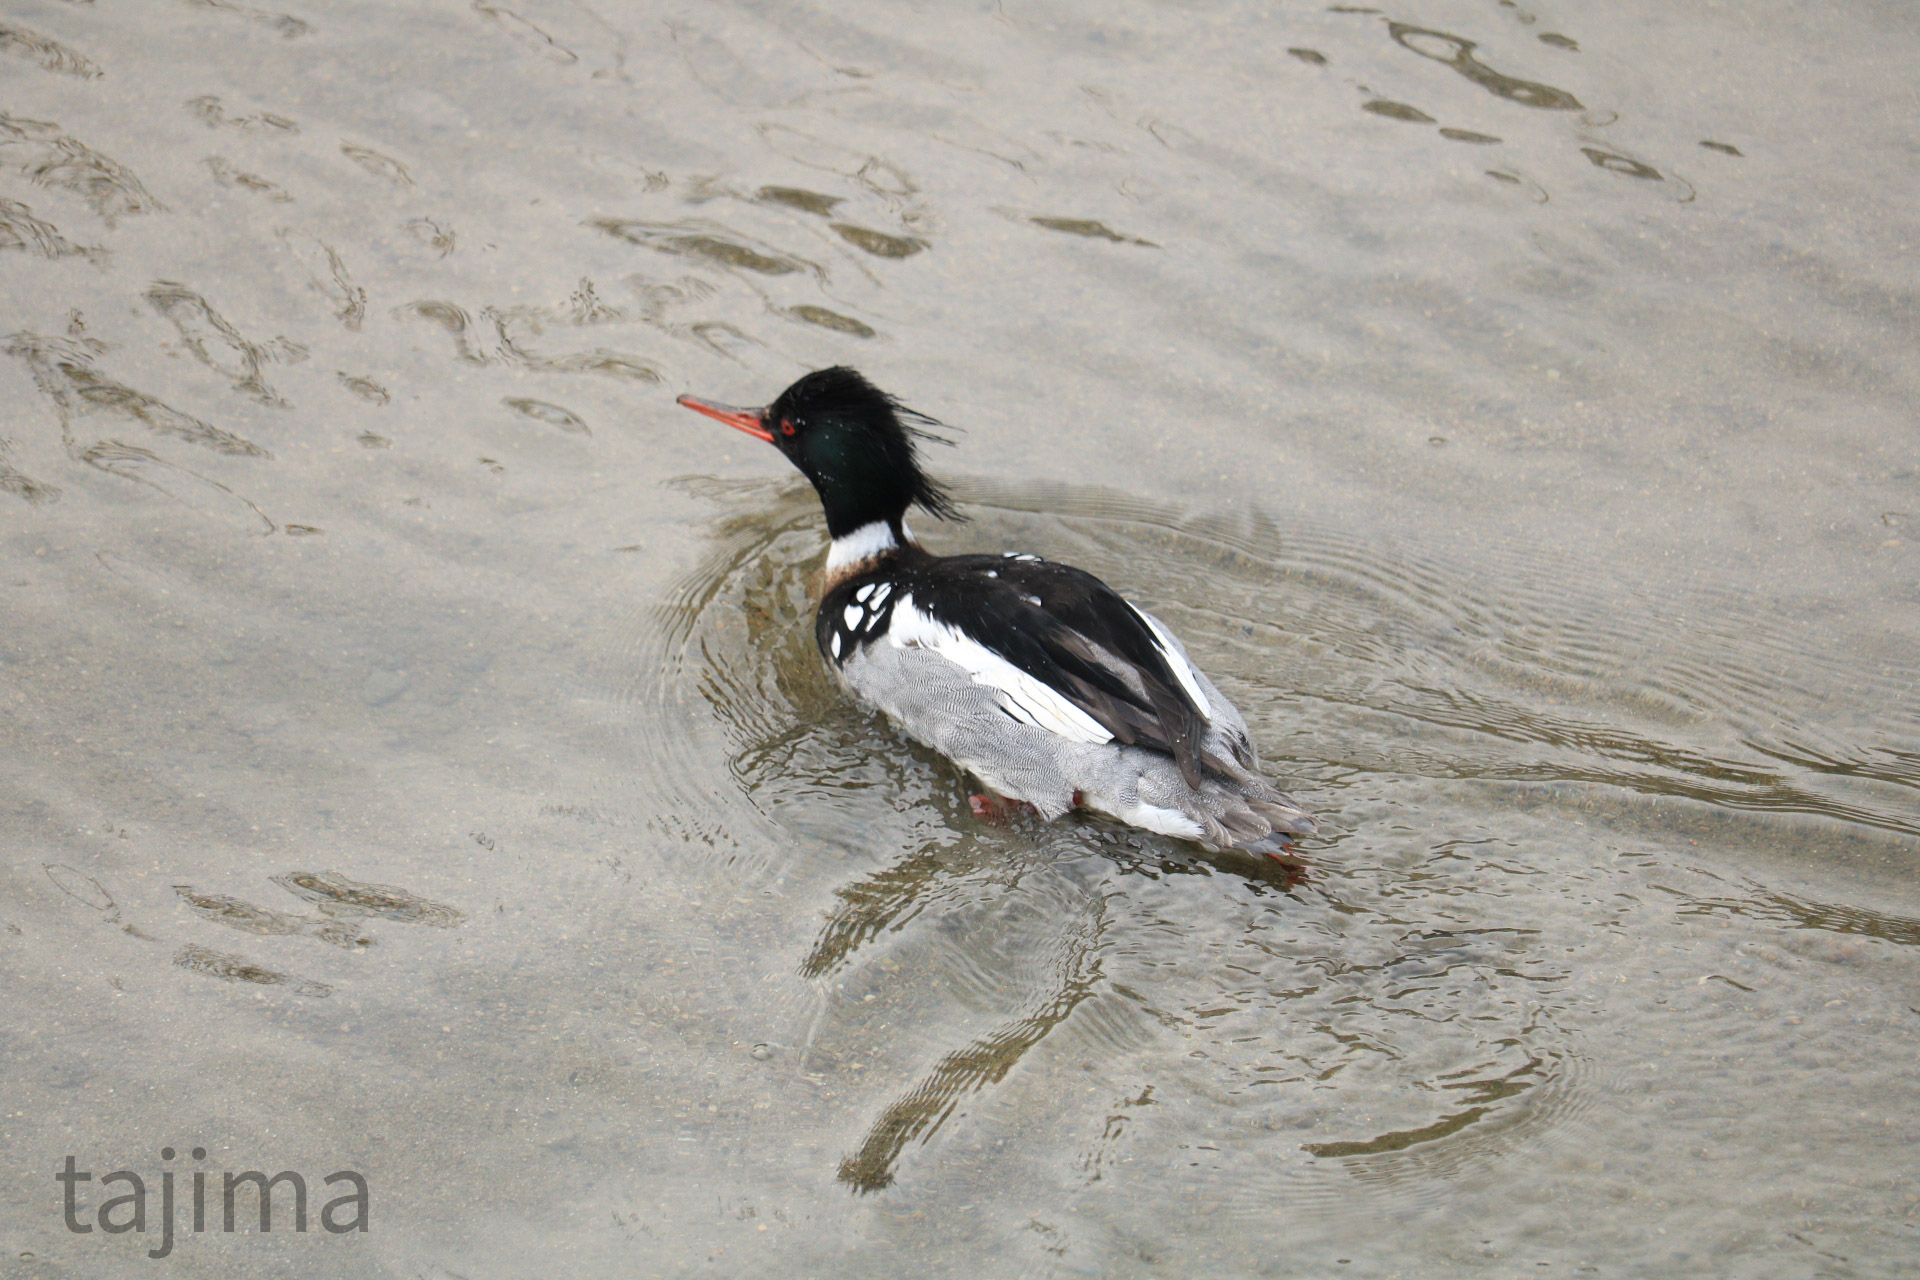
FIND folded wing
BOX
[895,555,1227,788]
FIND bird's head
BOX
[678,366,961,537]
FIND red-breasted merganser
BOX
[676,367,1316,857]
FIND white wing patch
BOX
[831,584,895,665]
[888,593,1114,745]
[1131,606,1213,722]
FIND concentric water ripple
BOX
[571,473,1913,1217]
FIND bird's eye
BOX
[781,419,796,436]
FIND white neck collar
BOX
[825,519,909,573]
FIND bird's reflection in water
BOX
[802,823,1304,1191]
[801,818,1307,983]
[832,876,1110,1193]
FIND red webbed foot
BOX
[968,792,1039,825]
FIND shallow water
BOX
[2,0,1918,1276]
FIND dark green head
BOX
[678,367,961,537]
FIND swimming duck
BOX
[676,367,1315,857]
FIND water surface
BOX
[2,0,1918,1276]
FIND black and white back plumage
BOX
[819,548,1253,790]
